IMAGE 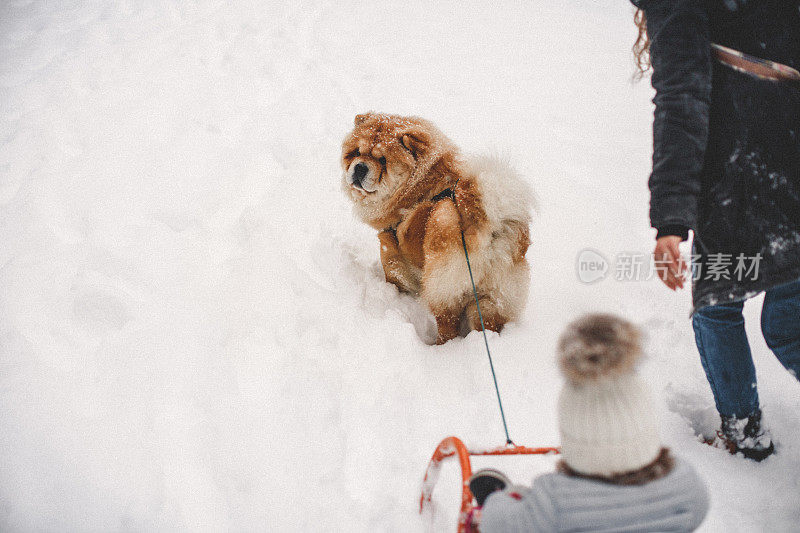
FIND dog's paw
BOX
[434,311,460,344]
[435,330,458,345]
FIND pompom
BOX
[557,313,642,384]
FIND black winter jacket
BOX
[634,0,800,309]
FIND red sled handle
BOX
[419,436,559,533]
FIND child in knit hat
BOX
[470,313,709,533]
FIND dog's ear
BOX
[354,113,372,126]
[400,131,429,159]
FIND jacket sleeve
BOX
[639,0,712,233]
[479,480,557,533]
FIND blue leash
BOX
[459,229,514,446]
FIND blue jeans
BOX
[692,279,800,418]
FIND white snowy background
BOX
[1,0,799,531]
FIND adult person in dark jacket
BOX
[632,0,800,461]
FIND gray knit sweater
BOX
[479,459,709,532]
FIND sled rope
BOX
[460,230,513,446]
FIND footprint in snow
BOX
[665,385,721,442]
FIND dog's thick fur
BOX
[341,112,533,344]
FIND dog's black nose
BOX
[352,162,368,184]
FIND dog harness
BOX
[431,187,456,203]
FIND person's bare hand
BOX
[654,235,687,290]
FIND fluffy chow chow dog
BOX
[341,112,533,344]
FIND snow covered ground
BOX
[1,0,798,531]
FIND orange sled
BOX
[419,436,559,532]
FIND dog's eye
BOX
[379,156,387,166]
[346,149,360,159]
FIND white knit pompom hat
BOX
[556,313,661,477]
